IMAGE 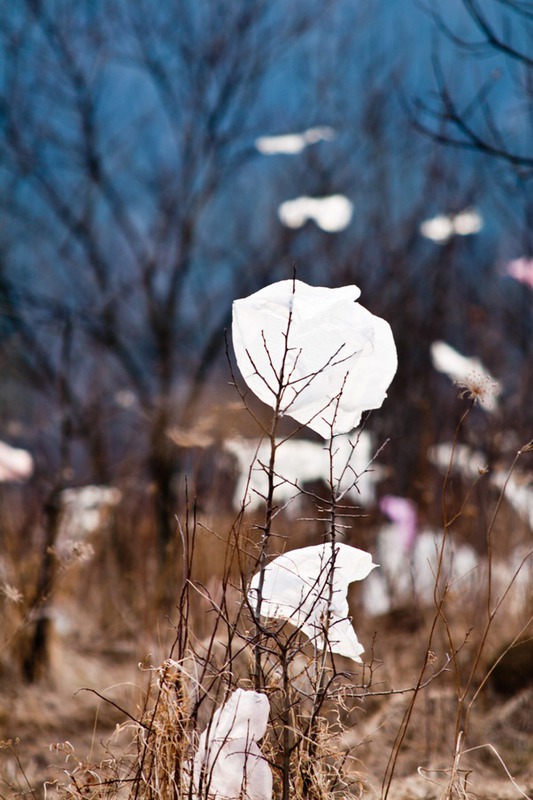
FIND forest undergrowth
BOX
[1,280,532,800]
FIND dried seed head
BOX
[56,540,95,567]
[455,372,500,411]
[1,583,23,604]
[519,440,533,454]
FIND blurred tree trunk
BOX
[22,492,61,683]
[149,406,176,568]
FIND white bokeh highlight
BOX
[420,207,483,244]
[362,496,478,616]
[224,431,381,513]
[491,470,533,531]
[0,441,34,482]
[278,195,352,232]
[255,126,335,155]
[58,485,122,543]
[427,442,488,480]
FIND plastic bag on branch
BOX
[232,280,397,438]
[194,689,272,800]
[249,543,377,662]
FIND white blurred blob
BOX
[58,485,122,541]
[490,545,533,618]
[426,445,533,613]
[194,689,272,800]
[232,280,397,438]
[114,389,137,408]
[168,424,214,449]
[0,441,34,482]
[255,126,335,155]
[428,441,533,531]
[362,497,478,616]
[278,194,353,232]
[225,431,381,513]
[453,208,483,235]
[504,256,533,289]
[420,207,483,244]
[427,442,488,480]
[249,543,376,662]
[491,470,533,531]
[430,340,501,412]
[420,214,454,244]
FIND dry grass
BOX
[1,408,533,800]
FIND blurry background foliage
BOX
[1,0,533,562]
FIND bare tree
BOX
[1,0,524,622]
[0,0,342,564]
[402,0,533,446]
[407,0,533,172]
